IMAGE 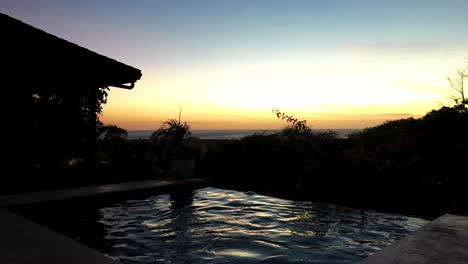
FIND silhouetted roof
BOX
[2,13,142,89]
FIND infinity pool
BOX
[67,187,427,263]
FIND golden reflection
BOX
[216,249,260,258]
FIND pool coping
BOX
[0,177,209,207]
[359,213,468,264]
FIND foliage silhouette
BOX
[149,119,206,174]
[32,86,110,168]
[272,109,309,130]
[98,124,128,164]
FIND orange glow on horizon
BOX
[101,102,432,130]
[100,54,463,130]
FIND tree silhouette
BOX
[32,86,109,168]
[447,61,467,106]
[98,124,128,165]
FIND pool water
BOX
[87,187,426,263]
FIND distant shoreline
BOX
[127,129,362,140]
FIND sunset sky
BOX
[4,0,468,129]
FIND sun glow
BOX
[102,55,456,130]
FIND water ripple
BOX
[93,187,427,263]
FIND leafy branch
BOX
[272,109,309,130]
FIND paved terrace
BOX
[0,178,210,264]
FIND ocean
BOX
[127,129,361,140]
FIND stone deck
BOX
[0,208,118,264]
[360,214,468,264]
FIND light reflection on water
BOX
[96,187,427,263]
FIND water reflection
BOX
[96,187,427,264]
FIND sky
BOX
[4,0,468,129]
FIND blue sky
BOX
[4,0,468,129]
[5,0,467,65]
